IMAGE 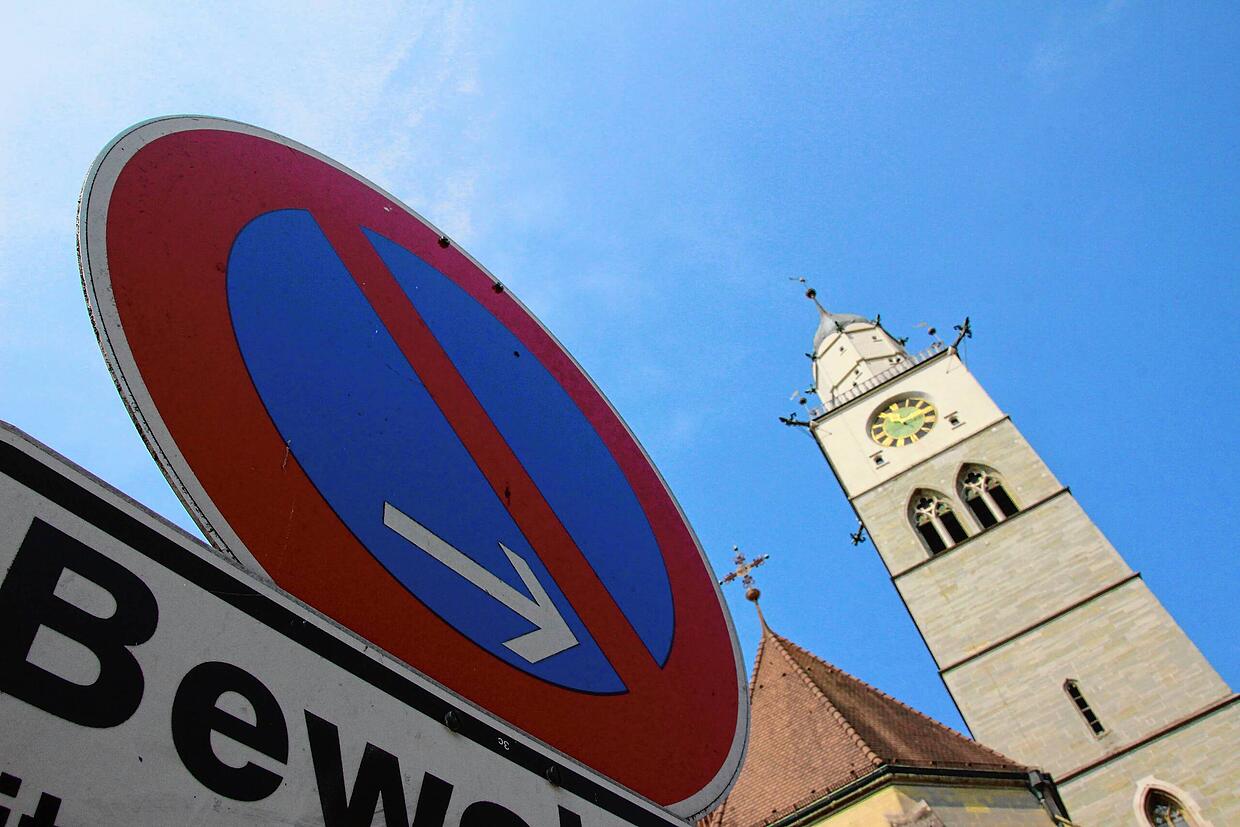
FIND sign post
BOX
[0,422,687,826]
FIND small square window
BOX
[947,413,962,427]
[872,452,886,467]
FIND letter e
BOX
[172,661,288,801]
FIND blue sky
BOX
[2,1,1236,738]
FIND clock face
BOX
[869,396,936,447]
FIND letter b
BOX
[0,518,158,727]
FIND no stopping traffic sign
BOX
[77,117,747,818]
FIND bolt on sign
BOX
[74,117,748,819]
[0,422,691,826]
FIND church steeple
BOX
[800,304,1239,824]
[805,289,908,403]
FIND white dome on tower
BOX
[812,307,873,352]
[805,289,907,403]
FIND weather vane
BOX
[719,545,769,602]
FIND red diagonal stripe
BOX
[315,215,660,690]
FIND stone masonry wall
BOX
[826,364,1234,827]
[809,783,1056,827]
[943,581,1230,778]
[895,783,1054,827]
[892,494,1132,666]
[1060,701,1239,826]
[854,419,1061,575]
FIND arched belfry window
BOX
[958,465,1019,529]
[910,490,969,555]
[1144,789,1197,826]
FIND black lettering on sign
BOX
[306,711,454,827]
[559,805,584,827]
[0,770,21,826]
[460,801,530,827]
[16,793,64,827]
[0,518,157,727]
[171,661,289,801]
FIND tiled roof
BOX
[700,610,1023,827]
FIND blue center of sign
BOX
[226,209,674,692]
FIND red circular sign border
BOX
[78,117,747,818]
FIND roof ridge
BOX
[704,625,771,827]
[747,624,770,703]
[772,632,1021,767]
[766,630,885,768]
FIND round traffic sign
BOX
[78,117,747,818]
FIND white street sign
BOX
[0,422,686,827]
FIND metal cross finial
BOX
[719,545,769,602]
[788,276,826,311]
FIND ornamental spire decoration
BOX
[719,545,769,603]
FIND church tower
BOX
[802,295,1238,825]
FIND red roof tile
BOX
[700,610,1022,827]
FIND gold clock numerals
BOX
[870,422,897,447]
[868,396,937,448]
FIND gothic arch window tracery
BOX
[958,464,1019,529]
[1143,789,1197,826]
[909,490,969,555]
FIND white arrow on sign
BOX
[383,502,579,663]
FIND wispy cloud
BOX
[0,1,486,258]
[1028,0,1131,84]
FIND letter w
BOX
[306,711,453,827]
